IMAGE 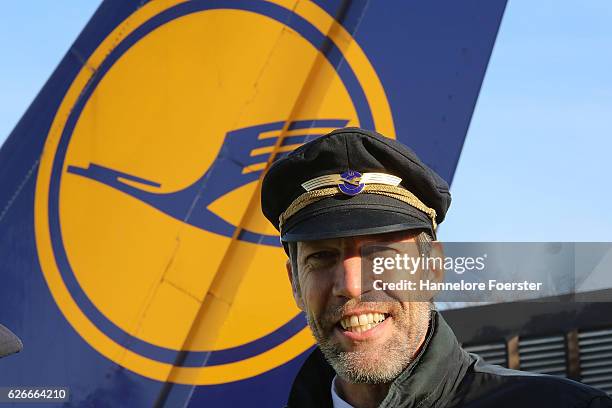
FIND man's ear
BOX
[428,241,446,283]
[286,259,305,311]
[415,241,446,302]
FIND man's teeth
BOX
[339,313,387,333]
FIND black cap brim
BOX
[0,324,23,358]
[281,193,433,242]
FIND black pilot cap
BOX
[261,128,451,242]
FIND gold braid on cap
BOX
[278,183,437,232]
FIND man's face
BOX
[290,231,432,384]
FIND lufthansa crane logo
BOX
[66,120,348,246]
[35,0,394,385]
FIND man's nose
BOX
[332,254,362,299]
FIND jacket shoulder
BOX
[454,354,612,408]
[286,348,335,408]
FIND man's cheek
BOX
[305,312,327,342]
[302,290,324,322]
[312,311,336,339]
[311,312,328,332]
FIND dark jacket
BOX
[287,311,612,408]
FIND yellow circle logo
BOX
[35,0,394,384]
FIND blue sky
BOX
[0,2,101,141]
[1,1,611,241]
[442,0,612,241]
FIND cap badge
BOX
[338,170,364,195]
[301,172,402,192]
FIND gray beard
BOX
[307,304,431,384]
[318,337,413,384]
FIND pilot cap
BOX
[261,128,451,242]
[0,323,22,358]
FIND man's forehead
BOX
[297,230,421,250]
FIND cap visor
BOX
[281,193,433,242]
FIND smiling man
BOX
[292,233,434,407]
[261,128,612,408]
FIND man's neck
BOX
[335,378,391,408]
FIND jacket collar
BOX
[287,310,473,408]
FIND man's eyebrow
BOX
[362,240,420,253]
[300,238,343,248]
[298,241,339,255]
[362,242,399,249]
[361,243,404,253]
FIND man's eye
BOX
[306,251,338,266]
[309,251,336,260]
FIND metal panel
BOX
[518,335,567,377]
[579,328,612,395]
[464,342,507,367]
